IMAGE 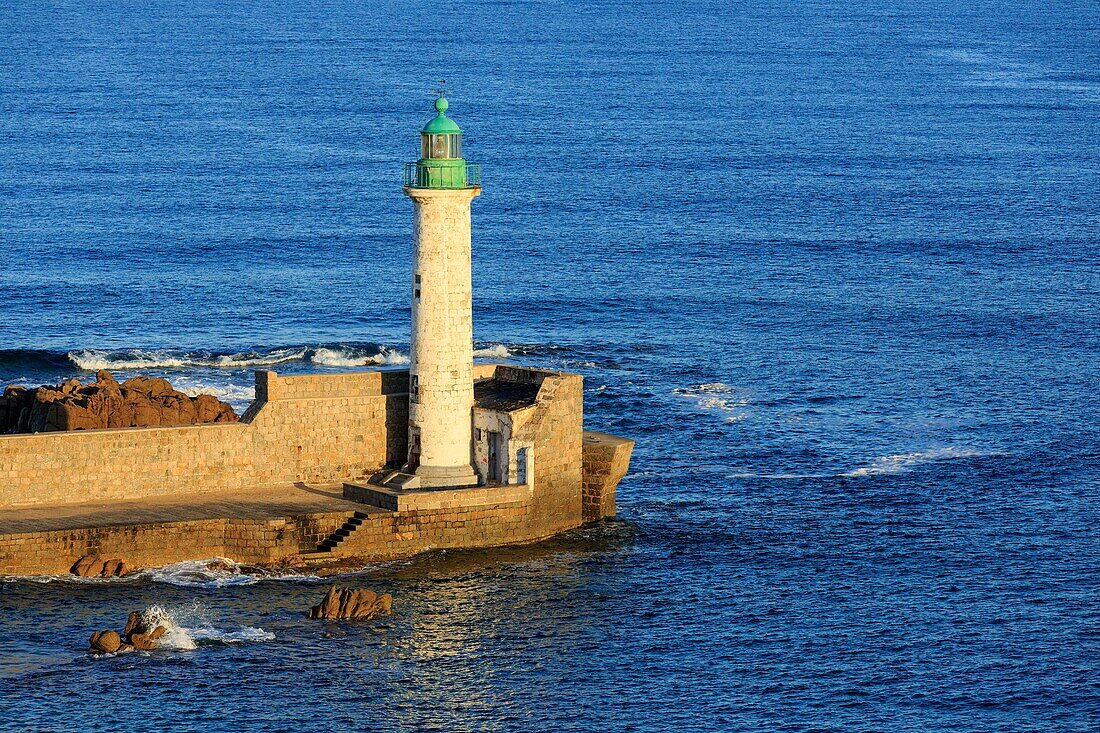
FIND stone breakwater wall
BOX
[0,364,634,576]
[0,370,409,508]
[0,488,542,576]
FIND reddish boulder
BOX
[71,555,104,578]
[308,586,394,620]
[89,630,122,654]
[3,371,238,434]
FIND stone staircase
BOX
[369,469,422,490]
[301,510,370,558]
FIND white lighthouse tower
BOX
[400,92,482,488]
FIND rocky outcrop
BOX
[88,611,168,655]
[308,586,394,620]
[1,370,237,434]
[71,554,131,578]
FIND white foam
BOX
[147,558,256,588]
[841,447,987,477]
[473,344,512,359]
[177,383,256,403]
[68,348,307,371]
[310,346,409,367]
[138,603,274,651]
[673,383,751,422]
[145,557,321,587]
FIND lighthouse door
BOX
[487,431,503,483]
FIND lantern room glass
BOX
[421,133,461,160]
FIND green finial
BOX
[435,96,449,114]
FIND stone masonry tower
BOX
[401,93,483,488]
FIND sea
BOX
[1,1,1098,730]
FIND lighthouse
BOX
[401,92,482,488]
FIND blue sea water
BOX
[1,0,1099,730]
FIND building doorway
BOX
[487,431,503,483]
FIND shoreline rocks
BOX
[88,611,168,655]
[1,370,237,434]
[71,554,132,578]
[308,586,394,620]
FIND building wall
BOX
[0,370,409,508]
[514,370,586,537]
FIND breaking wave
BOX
[133,603,274,651]
[473,344,513,359]
[728,448,990,481]
[148,558,320,588]
[64,345,410,371]
[68,347,308,371]
[311,346,409,367]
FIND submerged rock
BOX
[308,585,394,621]
[1,370,237,434]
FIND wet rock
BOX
[129,632,157,651]
[123,611,141,638]
[88,611,170,655]
[308,585,394,620]
[71,554,130,578]
[71,555,104,578]
[89,630,121,654]
[2,370,237,434]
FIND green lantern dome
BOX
[404,91,481,190]
[421,97,462,135]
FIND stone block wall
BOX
[513,370,586,538]
[581,431,634,522]
[0,509,357,576]
[0,370,409,508]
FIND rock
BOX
[2,371,238,434]
[320,586,341,618]
[123,611,142,638]
[71,555,104,578]
[89,630,121,654]
[309,585,394,620]
[88,610,169,655]
[129,632,157,651]
[101,559,122,578]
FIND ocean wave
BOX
[175,382,257,404]
[473,344,512,359]
[62,345,414,372]
[311,346,408,367]
[68,347,309,371]
[840,447,987,477]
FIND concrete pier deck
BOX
[0,483,372,536]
